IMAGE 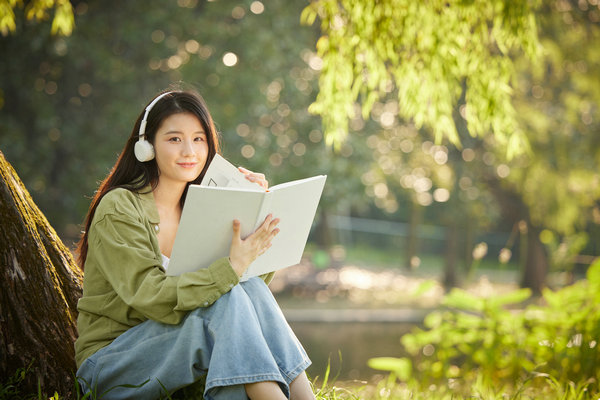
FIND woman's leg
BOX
[77,279,312,400]
[232,278,314,400]
[289,372,316,400]
[203,284,290,398]
[245,377,313,400]
[239,278,312,383]
[245,381,288,400]
[204,278,311,399]
[76,310,218,399]
[77,282,276,400]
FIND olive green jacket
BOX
[74,186,272,368]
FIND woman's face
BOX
[153,112,209,188]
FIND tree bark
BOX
[484,176,549,293]
[405,201,422,270]
[314,208,334,249]
[0,150,83,397]
[520,221,548,295]
[443,222,459,289]
[463,219,474,273]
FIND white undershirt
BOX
[161,254,170,271]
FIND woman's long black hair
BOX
[76,90,221,269]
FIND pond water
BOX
[289,321,417,383]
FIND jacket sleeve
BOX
[260,272,275,285]
[88,210,239,325]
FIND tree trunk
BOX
[484,176,549,293]
[0,151,83,397]
[443,223,459,289]
[520,221,548,295]
[314,208,335,249]
[405,201,422,270]
[463,219,474,273]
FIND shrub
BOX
[370,259,600,395]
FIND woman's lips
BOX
[177,162,198,168]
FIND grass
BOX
[5,247,596,399]
[3,359,599,399]
[339,243,520,274]
[304,242,522,286]
[314,373,600,399]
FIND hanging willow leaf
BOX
[303,0,541,157]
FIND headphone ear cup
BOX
[134,140,155,162]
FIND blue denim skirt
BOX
[76,277,311,400]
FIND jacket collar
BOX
[136,185,160,225]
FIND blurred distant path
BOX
[282,308,428,323]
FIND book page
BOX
[167,186,265,276]
[268,175,324,191]
[242,175,327,280]
[201,154,262,190]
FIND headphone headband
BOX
[137,91,173,139]
[134,91,173,162]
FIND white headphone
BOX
[134,91,173,162]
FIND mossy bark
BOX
[0,150,83,397]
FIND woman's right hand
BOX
[228,214,280,277]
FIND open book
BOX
[167,154,327,281]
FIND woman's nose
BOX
[182,139,195,156]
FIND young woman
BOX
[75,90,315,400]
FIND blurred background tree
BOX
[302,0,600,292]
[0,0,346,242]
[0,0,598,295]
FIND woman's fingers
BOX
[248,174,268,189]
[231,219,241,241]
[250,215,279,252]
[238,166,269,189]
[238,167,264,179]
[229,219,248,276]
[258,215,279,238]
[229,216,280,276]
[258,242,273,256]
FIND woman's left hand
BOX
[238,166,269,189]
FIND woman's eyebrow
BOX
[160,130,206,135]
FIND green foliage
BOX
[302,0,540,154]
[369,258,600,395]
[0,362,64,400]
[317,0,600,285]
[368,357,412,382]
[0,0,74,36]
[503,1,600,243]
[0,0,18,36]
[0,362,32,400]
[0,0,375,245]
[2,0,597,278]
